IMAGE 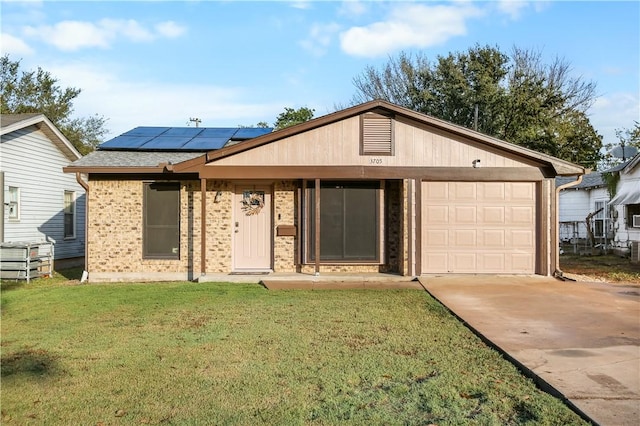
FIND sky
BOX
[1,0,639,149]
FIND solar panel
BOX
[162,128,205,137]
[198,128,237,138]
[181,137,229,150]
[233,127,272,140]
[124,127,170,137]
[98,126,273,152]
[140,136,193,150]
[99,135,155,149]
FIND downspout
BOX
[75,173,90,279]
[554,173,585,279]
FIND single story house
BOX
[63,100,585,282]
[1,113,86,268]
[607,153,640,259]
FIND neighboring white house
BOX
[1,113,86,267]
[557,171,611,246]
[608,153,640,258]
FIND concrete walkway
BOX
[419,275,640,426]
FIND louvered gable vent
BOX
[361,113,393,155]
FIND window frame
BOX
[626,204,640,229]
[594,200,608,238]
[304,180,383,264]
[143,182,181,260]
[63,190,76,239]
[7,186,20,221]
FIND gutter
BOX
[76,173,90,280]
[553,172,586,280]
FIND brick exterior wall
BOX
[273,180,298,272]
[88,178,405,280]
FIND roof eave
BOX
[1,114,82,161]
[63,166,168,174]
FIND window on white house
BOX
[7,186,19,220]
[143,182,180,259]
[594,201,608,238]
[64,191,76,238]
[627,204,640,228]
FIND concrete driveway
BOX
[419,275,640,426]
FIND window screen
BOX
[143,182,180,259]
[308,181,379,262]
[64,191,75,238]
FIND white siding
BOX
[1,125,85,260]
[612,166,640,247]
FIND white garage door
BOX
[421,182,536,274]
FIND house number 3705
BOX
[369,158,383,164]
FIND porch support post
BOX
[315,178,320,275]
[414,178,422,276]
[200,178,207,276]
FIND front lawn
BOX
[1,279,585,425]
[560,254,640,284]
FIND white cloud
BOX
[155,21,187,38]
[45,62,283,137]
[338,0,367,18]
[496,0,529,20]
[22,19,187,52]
[290,1,312,10]
[340,3,483,58]
[0,33,34,56]
[590,92,640,146]
[299,22,341,57]
[494,0,550,21]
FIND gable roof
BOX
[173,100,585,177]
[1,113,81,161]
[622,152,640,174]
[64,100,585,177]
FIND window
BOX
[7,186,19,220]
[593,201,608,238]
[307,181,380,262]
[361,113,393,155]
[143,182,180,259]
[627,204,640,228]
[64,191,76,238]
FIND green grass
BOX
[1,277,586,425]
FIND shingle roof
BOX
[556,171,604,189]
[69,150,203,168]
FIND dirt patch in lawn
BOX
[560,254,640,285]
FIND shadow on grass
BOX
[1,348,60,378]
[54,267,83,281]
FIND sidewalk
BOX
[419,275,640,426]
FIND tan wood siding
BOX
[421,181,537,274]
[210,116,532,168]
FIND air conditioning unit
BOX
[633,215,640,228]
[632,241,640,263]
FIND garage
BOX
[421,181,537,274]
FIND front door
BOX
[233,185,272,271]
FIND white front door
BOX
[233,185,272,271]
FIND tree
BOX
[351,45,602,169]
[1,55,108,155]
[273,107,314,130]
